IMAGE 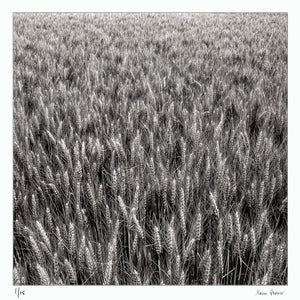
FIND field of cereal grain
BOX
[13,13,287,285]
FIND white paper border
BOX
[1,1,298,299]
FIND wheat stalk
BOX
[118,195,128,221]
[68,222,76,258]
[36,221,51,250]
[64,258,77,284]
[153,225,162,255]
[171,179,176,206]
[202,250,211,285]
[179,187,186,237]
[36,263,50,285]
[166,224,174,256]
[53,252,59,279]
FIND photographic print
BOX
[13,12,287,285]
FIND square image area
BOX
[13,13,287,285]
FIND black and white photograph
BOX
[12,11,288,287]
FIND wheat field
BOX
[13,13,287,285]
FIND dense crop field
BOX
[13,13,287,285]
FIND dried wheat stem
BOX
[184,238,195,260]
[194,210,202,241]
[36,221,51,250]
[36,263,50,285]
[13,266,21,285]
[64,259,77,284]
[85,246,96,279]
[132,213,144,239]
[46,207,54,233]
[171,179,176,206]
[132,183,140,210]
[218,241,223,274]
[210,191,220,219]
[166,224,174,256]
[179,187,186,237]
[53,252,59,279]
[133,269,142,285]
[226,213,233,244]
[203,250,211,285]
[31,194,37,219]
[153,225,162,255]
[118,195,128,221]
[250,227,257,256]
[234,211,241,253]
[69,222,76,258]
